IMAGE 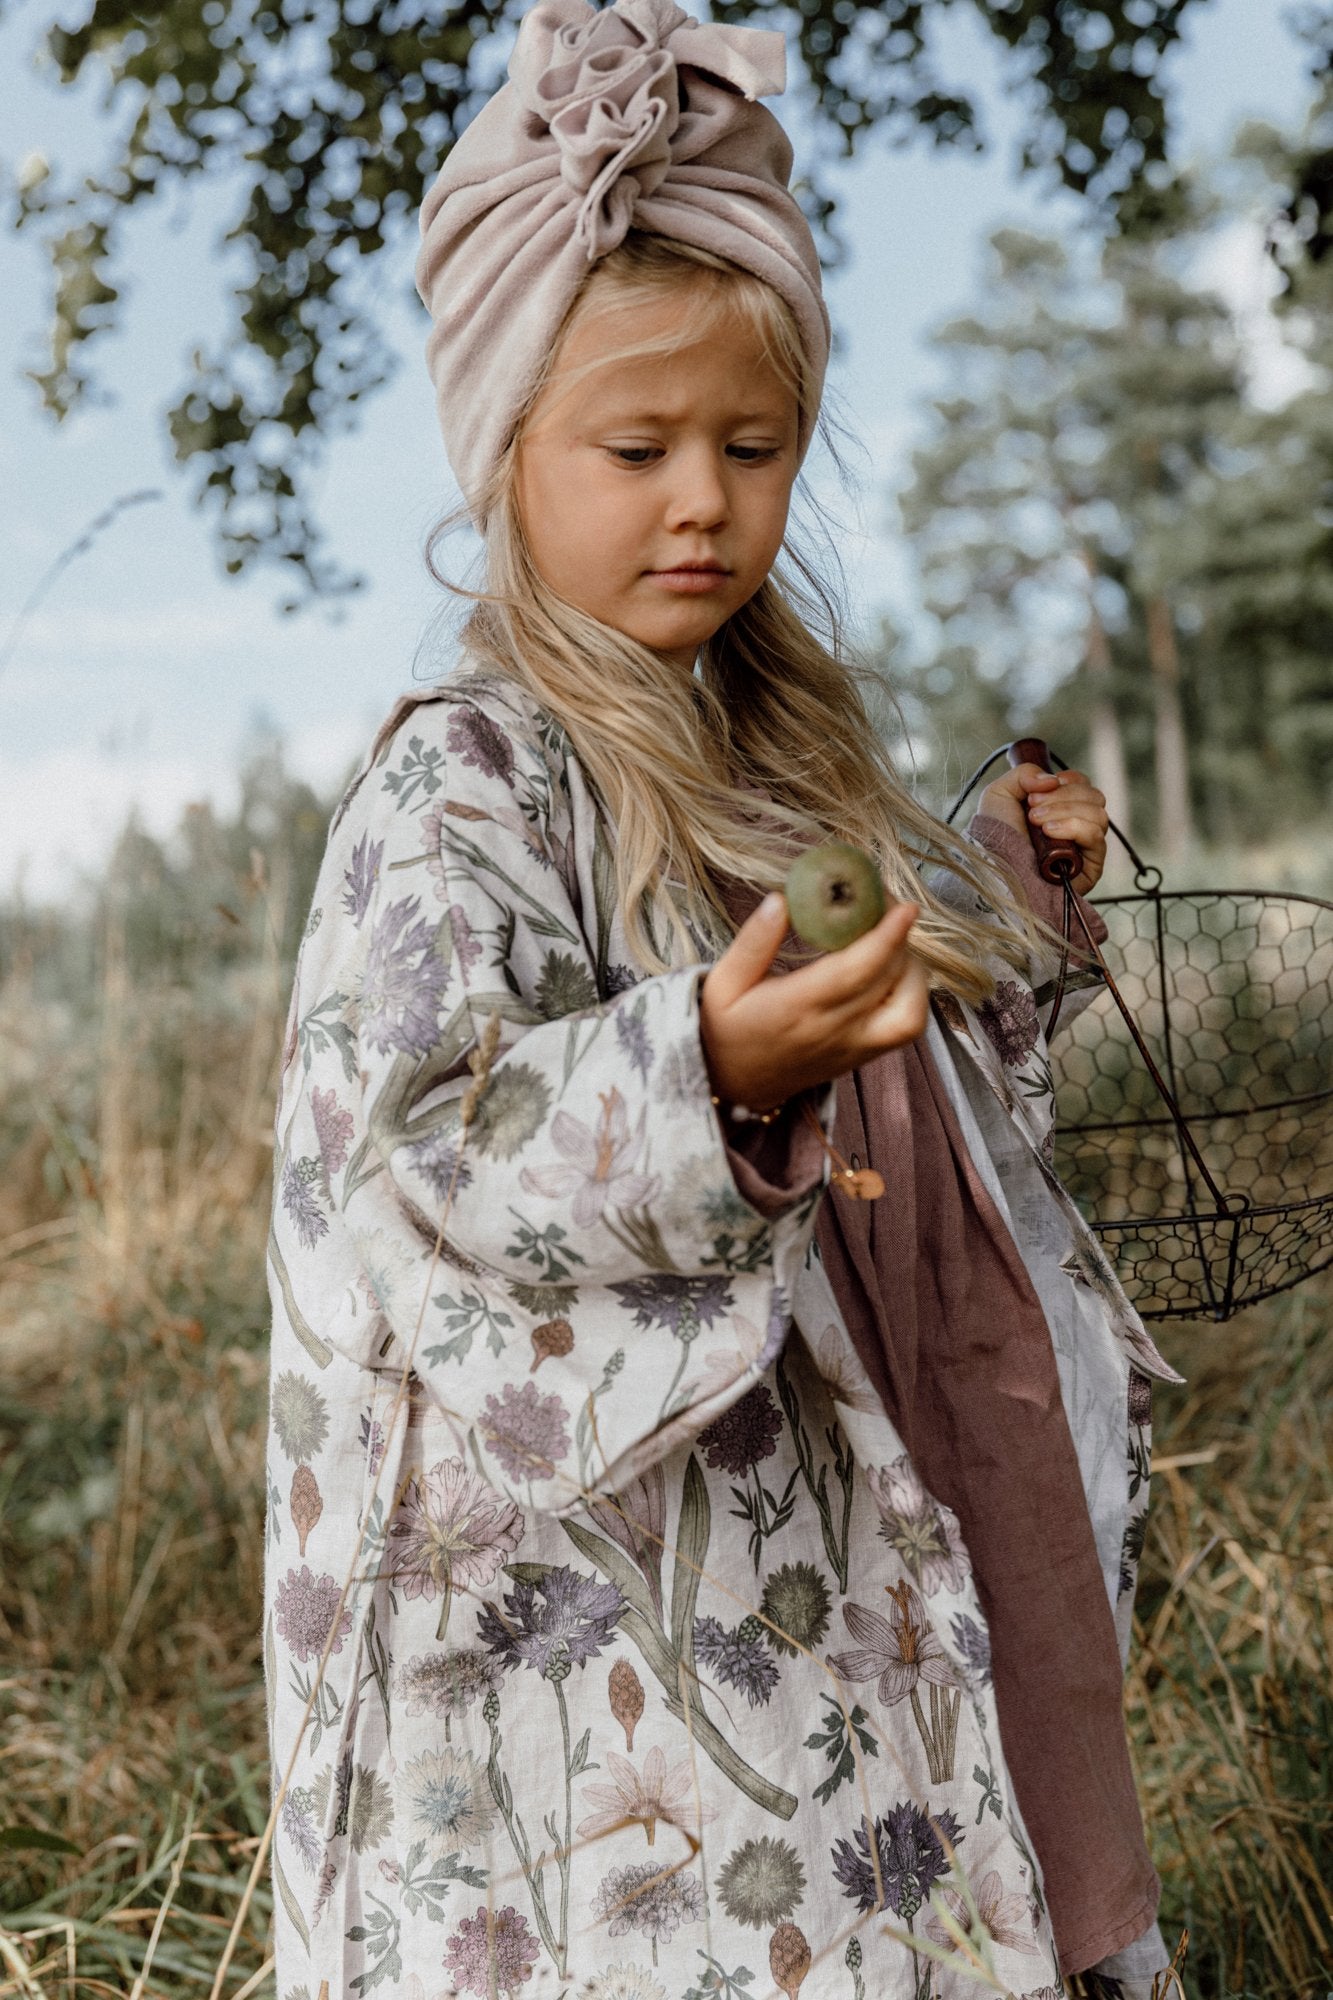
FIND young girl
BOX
[264,4,1181,1994]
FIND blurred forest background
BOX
[2,0,1332,1994]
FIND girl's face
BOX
[514,288,801,671]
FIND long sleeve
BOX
[294,675,834,1512]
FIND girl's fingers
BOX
[794,901,919,1006]
[1012,765,1060,796]
[860,958,931,1051]
[704,892,790,1009]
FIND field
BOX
[0,801,1330,1998]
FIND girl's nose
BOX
[664,448,730,532]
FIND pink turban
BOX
[415,0,830,516]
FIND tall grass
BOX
[0,771,1329,1997]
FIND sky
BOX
[1,0,1318,899]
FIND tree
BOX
[11,0,1206,601]
[892,215,1248,861]
[1176,82,1333,834]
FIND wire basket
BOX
[949,742,1333,1321]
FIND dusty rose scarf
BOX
[812,1046,1159,1975]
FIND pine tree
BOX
[893,213,1247,859]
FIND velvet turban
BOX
[415,0,831,517]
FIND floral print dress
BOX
[263,668,1177,2000]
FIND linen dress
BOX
[262,665,1178,2000]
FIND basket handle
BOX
[1007,737,1082,885]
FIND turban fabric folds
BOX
[415,0,831,515]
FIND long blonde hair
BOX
[426,232,1051,1003]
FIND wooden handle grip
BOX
[1007,738,1080,885]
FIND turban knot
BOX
[416,0,829,517]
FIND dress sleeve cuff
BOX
[720,1085,832,1220]
[968,810,1109,949]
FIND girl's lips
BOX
[646,568,732,595]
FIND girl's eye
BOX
[727,445,782,463]
[606,446,661,466]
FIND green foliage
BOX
[885,128,1333,854]
[11,0,1208,599]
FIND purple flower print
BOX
[693,1615,780,1708]
[826,1582,959,1707]
[310,1084,354,1175]
[358,1410,385,1475]
[1119,1512,1147,1598]
[615,1003,653,1080]
[443,1903,539,1997]
[698,1385,782,1478]
[1128,1368,1152,1428]
[388,1457,524,1602]
[949,1613,993,1689]
[830,1800,962,1918]
[395,1648,500,1721]
[275,1565,352,1663]
[518,1087,660,1229]
[477,1563,624,1678]
[608,1272,734,1341]
[359,895,449,1056]
[280,1156,328,1251]
[481,1379,571,1482]
[592,1860,704,1946]
[978,978,1040,1068]
[446,703,515,785]
[924,1867,1039,1957]
[341,830,382,927]
[280,1787,321,1872]
[448,903,484,971]
[408,1129,474,1200]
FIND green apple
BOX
[784,842,887,952]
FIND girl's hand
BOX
[978,765,1108,897]
[700,895,930,1111]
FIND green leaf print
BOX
[504,1211,587,1283]
[347,1894,402,1994]
[423,1286,514,1367]
[267,1226,333,1369]
[774,1355,853,1593]
[804,1700,879,1807]
[670,1453,710,1662]
[434,822,580,943]
[972,1762,1003,1823]
[297,989,358,1083]
[382,733,444,808]
[564,1514,798,1821]
[272,1844,311,1949]
[398,1840,487,1922]
[684,1954,756,1999]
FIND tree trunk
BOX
[1077,546,1132,845]
[1144,592,1195,864]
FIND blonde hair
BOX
[426,232,1052,1002]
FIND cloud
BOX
[0,714,368,903]
[1190,218,1321,409]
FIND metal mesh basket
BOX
[948,741,1333,1321]
[1050,884,1333,1319]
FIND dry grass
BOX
[0,823,1329,1997]
[1127,1281,1333,1997]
